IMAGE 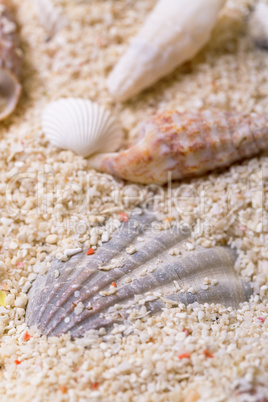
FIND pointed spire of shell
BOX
[107,0,226,101]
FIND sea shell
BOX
[42,98,124,157]
[88,110,268,184]
[0,0,22,121]
[107,0,226,101]
[248,3,268,50]
[26,212,252,338]
[34,0,67,39]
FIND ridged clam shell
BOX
[0,0,22,121]
[107,0,225,101]
[42,98,124,157]
[248,3,268,50]
[26,212,252,338]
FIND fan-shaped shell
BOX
[42,98,124,157]
[26,212,252,338]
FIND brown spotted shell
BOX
[88,110,268,184]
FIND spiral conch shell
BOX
[0,0,22,121]
[107,0,226,101]
[42,98,124,157]
[88,110,268,184]
[26,212,252,338]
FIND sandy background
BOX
[0,0,268,401]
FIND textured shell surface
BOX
[0,0,22,121]
[34,0,67,39]
[88,110,268,184]
[107,0,226,101]
[42,98,124,157]
[248,3,268,49]
[26,212,252,338]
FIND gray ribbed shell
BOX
[26,213,252,338]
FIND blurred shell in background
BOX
[107,0,226,101]
[248,2,268,49]
[34,0,67,39]
[42,98,124,157]
[0,0,22,121]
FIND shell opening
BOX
[0,69,21,121]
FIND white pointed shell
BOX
[107,0,226,101]
[42,98,124,157]
[248,3,268,49]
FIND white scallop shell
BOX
[42,98,124,157]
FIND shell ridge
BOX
[29,253,94,326]
[30,213,157,327]
[40,223,190,334]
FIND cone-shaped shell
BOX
[42,98,124,157]
[26,212,252,338]
[107,0,226,101]
[88,110,268,184]
[0,0,22,121]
